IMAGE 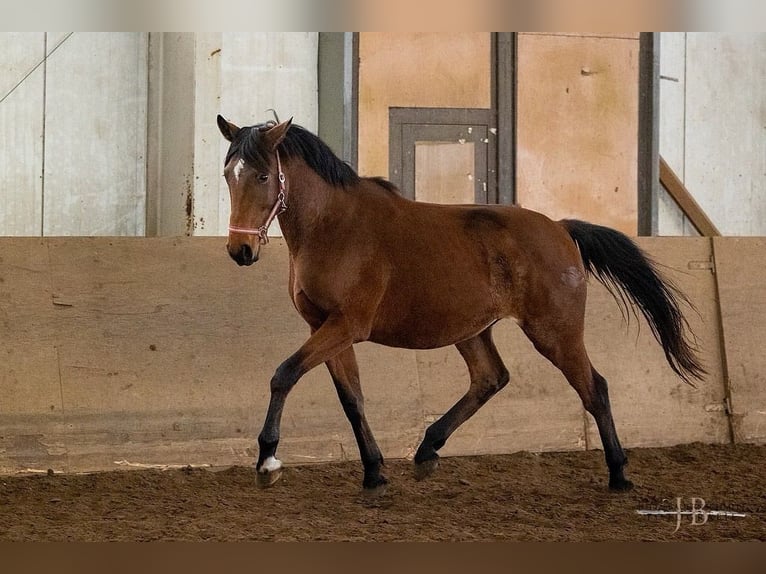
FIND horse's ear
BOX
[263,117,293,151]
[217,114,240,142]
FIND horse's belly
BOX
[368,296,500,349]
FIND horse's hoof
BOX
[609,478,634,492]
[361,480,389,499]
[256,467,283,489]
[413,457,439,481]
[255,456,283,489]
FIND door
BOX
[389,107,496,204]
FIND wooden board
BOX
[713,237,766,444]
[0,238,422,473]
[516,33,639,234]
[583,238,730,449]
[415,321,587,458]
[0,237,760,474]
[358,33,491,178]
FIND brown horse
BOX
[216,114,705,494]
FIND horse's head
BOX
[217,114,292,266]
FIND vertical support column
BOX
[146,33,196,237]
[638,32,660,236]
[318,32,358,168]
[494,32,516,205]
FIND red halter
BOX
[228,151,287,245]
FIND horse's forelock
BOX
[225,125,271,172]
[226,121,360,188]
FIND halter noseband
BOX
[228,151,287,245]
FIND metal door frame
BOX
[389,107,495,203]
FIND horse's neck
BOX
[277,164,340,252]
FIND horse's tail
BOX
[560,219,706,386]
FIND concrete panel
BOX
[43,33,148,236]
[146,33,197,237]
[683,34,766,235]
[658,32,694,237]
[217,33,319,238]
[713,237,766,443]
[584,238,730,449]
[516,33,639,235]
[190,33,223,236]
[0,33,45,236]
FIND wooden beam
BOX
[659,156,721,236]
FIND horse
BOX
[216,114,705,494]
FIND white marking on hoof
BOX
[256,457,283,489]
[259,456,282,474]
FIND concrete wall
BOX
[0,33,148,236]
[1,237,762,474]
[659,33,766,236]
[144,32,320,238]
[4,32,763,239]
[0,32,318,239]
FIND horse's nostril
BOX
[229,243,255,266]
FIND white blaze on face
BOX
[233,158,245,184]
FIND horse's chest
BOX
[290,283,327,330]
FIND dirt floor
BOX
[1,442,764,541]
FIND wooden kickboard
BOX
[0,237,759,474]
[713,237,766,444]
[583,238,730,451]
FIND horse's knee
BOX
[337,390,365,423]
[270,356,303,393]
[475,368,509,402]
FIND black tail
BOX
[561,219,706,386]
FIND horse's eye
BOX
[258,174,270,184]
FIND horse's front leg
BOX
[256,315,353,488]
[326,346,387,493]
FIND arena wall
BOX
[0,237,763,474]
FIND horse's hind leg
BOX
[521,322,633,491]
[587,366,632,490]
[414,326,509,480]
[326,346,387,493]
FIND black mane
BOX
[227,122,361,188]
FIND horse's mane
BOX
[228,122,363,189]
[366,176,401,195]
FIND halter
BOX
[228,151,287,245]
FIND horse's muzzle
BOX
[228,242,259,266]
